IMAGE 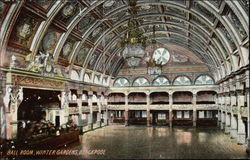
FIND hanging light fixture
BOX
[121,0,147,67]
[146,25,162,75]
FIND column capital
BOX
[145,91,150,96]
[77,90,83,96]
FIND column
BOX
[169,93,173,128]
[246,88,250,153]
[192,93,197,127]
[146,93,151,127]
[125,93,129,126]
[236,90,246,144]
[96,94,102,127]
[225,92,231,134]
[61,89,70,125]
[77,90,83,130]
[230,91,237,139]
[104,94,109,125]
[88,92,93,130]
[217,94,222,127]
[220,94,225,130]
[238,89,246,144]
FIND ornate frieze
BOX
[69,107,79,114]
[11,75,65,89]
[81,106,99,113]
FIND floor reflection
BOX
[61,125,248,159]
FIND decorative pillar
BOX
[77,90,83,127]
[96,94,102,127]
[220,94,225,130]
[246,88,250,153]
[169,93,173,128]
[217,94,222,127]
[3,85,23,140]
[192,93,197,127]
[225,92,231,134]
[146,92,151,127]
[236,90,246,144]
[104,94,109,125]
[125,93,129,126]
[87,92,93,130]
[230,91,237,139]
[61,89,70,125]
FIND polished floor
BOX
[61,125,249,159]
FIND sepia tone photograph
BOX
[0,0,249,159]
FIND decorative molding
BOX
[108,104,218,111]
[12,74,65,89]
[150,104,169,110]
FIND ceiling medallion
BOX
[62,4,76,18]
[16,18,36,44]
[103,0,115,8]
[42,31,57,51]
[62,42,73,58]
[120,0,147,68]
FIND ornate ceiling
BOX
[0,0,249,83]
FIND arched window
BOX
[152,76,170,86]
[102,78,108,86]
[133,77,149,86]
[70,70,80,81]
[195,75,214,85]
[113,78,130,87]
[84,73,91,83]
[173,76,191,85]
[94,75,100,84]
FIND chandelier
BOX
[145,25,162,76]
[121,0,147,67]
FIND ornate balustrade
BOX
[69,106,108,114]
[108,104,218,110]
[68,107,79,114]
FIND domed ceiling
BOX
[0,0,249,83]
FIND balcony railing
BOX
[108,104,218,110]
